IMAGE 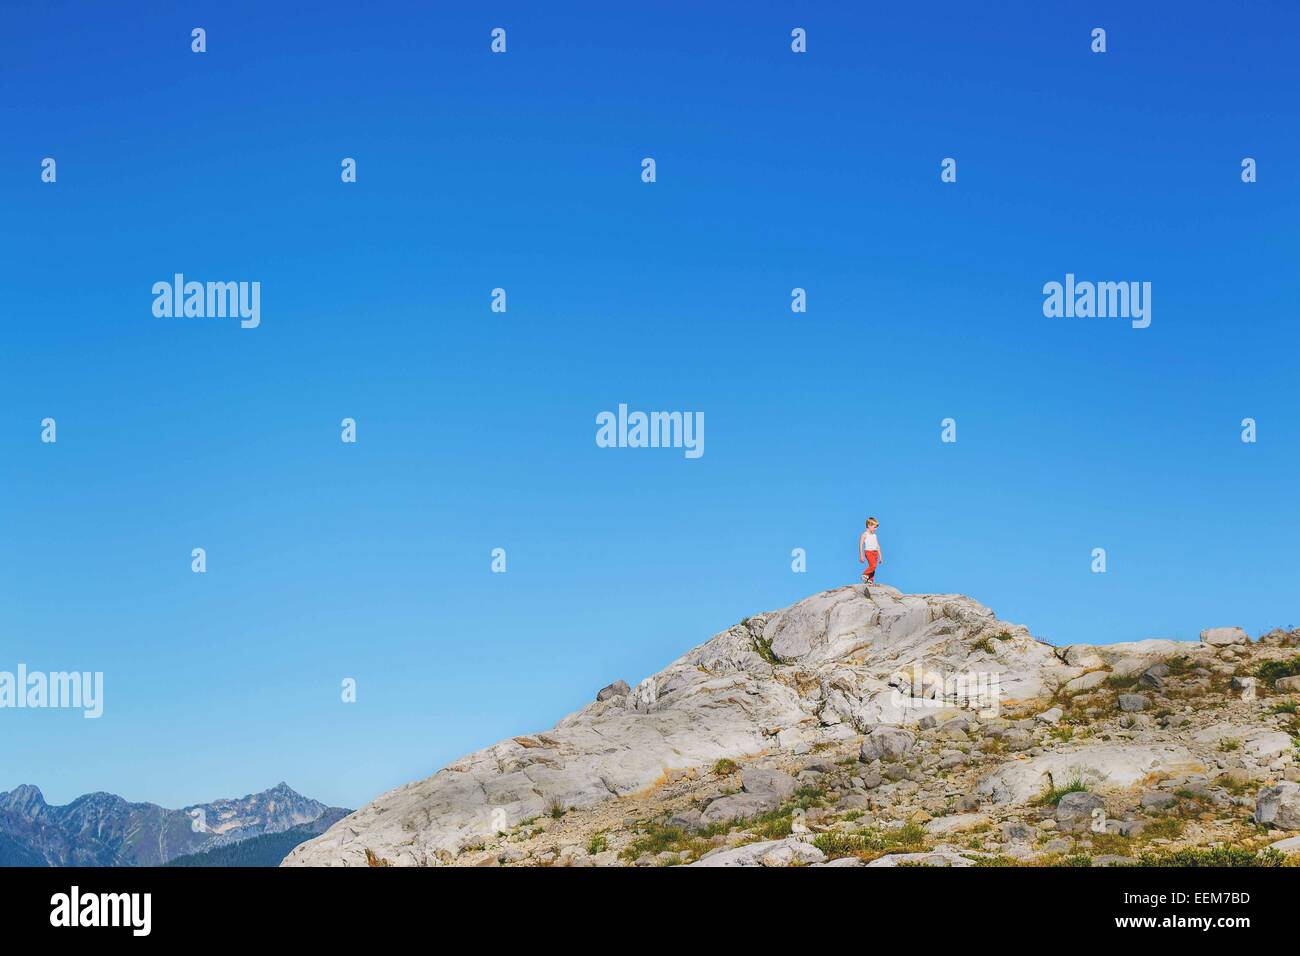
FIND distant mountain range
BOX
[164,810,349,867]
[0,782,348,866]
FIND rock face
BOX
[976,744,1203,804]
[286,586,1080,866]
[282,585,1287,868]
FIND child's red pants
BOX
[862,550,880,582]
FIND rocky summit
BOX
[283,585,1300,867]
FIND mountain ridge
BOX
[0,781,345,866]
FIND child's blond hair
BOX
[865,517,878,528]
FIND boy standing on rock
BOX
[859,517,882,586]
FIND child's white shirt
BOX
[861,532,879,551]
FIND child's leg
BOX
[864,551,880,582]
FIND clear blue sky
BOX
[3,1,1297,810]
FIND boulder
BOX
[595,680,631,702]
[1117,694,1148,712]
[925,813,990,835]
[1000,820,1034,843]
[837,792,870,811]
[866,846,975,867]
[1061,646,1106,669]
[700,791,781,825]
[689,837,826,867]
[1140,791,1176,811]
[1275,675,1300,694]
[666,809,703,832]
[1139,664,1168,690]
[1245,732,1294,759]
[1062,671,1108,695]
[1194,725,1292,759]
[1216,768,1252,789]
[956,794,981,813]
[1255,782,1300,830]
[1200,627,1249,647]
[1055,791,1105,827]
[740,768,798,801]
[859,727,916,763]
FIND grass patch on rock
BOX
[1032,777,1090,807]
[812,821,928,862]
[1257,657,1300,684]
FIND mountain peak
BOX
[0,784,47,818]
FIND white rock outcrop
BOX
[283,585,1202,867]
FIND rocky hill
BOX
[0,782,343,866]
[283,585,1300,867]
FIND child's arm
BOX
[859,532,867,561]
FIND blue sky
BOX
[2,1,1297,810]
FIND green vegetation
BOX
[1132,846,1284,867]
[812,822,928,861]
[1257,657,1300,684]
[1085,833,1133,857]
[743,785,828,841]
[164,820,339,867]
[619,820,729,862]
[1140,817,1186,841]
[587,833,608,855]
[712,758,739,776]
[620,785,828,864]
[751,634,782,666]
[1032,777,1090,807]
